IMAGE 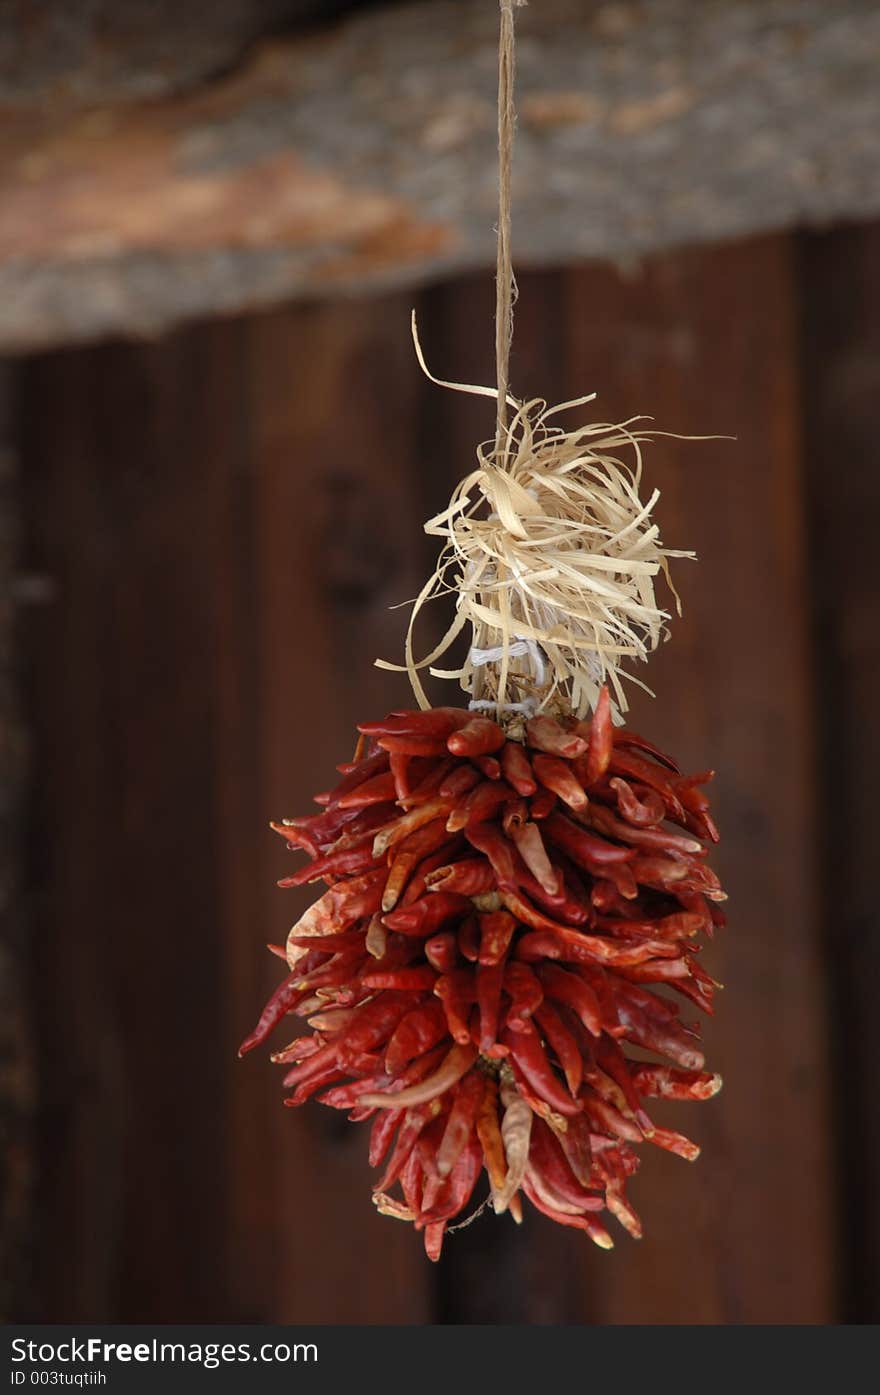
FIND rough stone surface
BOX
[1,0,880,349]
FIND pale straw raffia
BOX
[378,0,696,722]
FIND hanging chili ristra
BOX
[240,0,726,1261]
[240,698,724,1258]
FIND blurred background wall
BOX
[1,0,879,1325]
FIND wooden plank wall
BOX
[12,226,878,1324]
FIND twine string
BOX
[494,0,524,459]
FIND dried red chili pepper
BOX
[242,689,725,1258]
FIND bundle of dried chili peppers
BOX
[240,690,724,1258]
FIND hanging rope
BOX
[494,0,525,457]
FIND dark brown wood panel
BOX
[20,328,243,1319]
[799,222,880,1323]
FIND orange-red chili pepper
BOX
[383,891,471,936]
[534,1001,584,1095]
[436,1069,485,1178]
[447,716,505,758]
[434,971,476,1045]
[532,754,588,811]
[424,931,459,973]
[500,741,538,796]
[503,961,544,1031]
[502,1022,581,1116]
[538,962,603,1036]
[478,909,516,966]
[385,1000,448,1074]
[526,714,588,760]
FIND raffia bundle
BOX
[380,320,694,722]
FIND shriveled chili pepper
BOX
[503,961,544,1031]
[372,797,454,858]
[581,1091,643,1144]
[472,753,502,780]
[325,750,390,802]
[420,1136,483,1227]
[644,1126,700,1162]
[335,995,414,1065]
[538,962,603,1036]
[588,803,702,855]
[280,1040,341,1091]
[581,684,613,785]
[381,851,419,913]
[550,1111,594,1189]
[369,1106,403,1168]
[270,1031,328,1065]
[425,858,496,896]
[615,728,681,773]
[476,961,504,1052]
[464,822,518,885]
[383,891,471,937]
[447,716,506,758]
[523,1179,615,1248]
[436,1069,485,1178]
[359,708,469,740]
[337,770,398,810]
[526,715,588,760]
[385,1001,448,1074]
[529,785,557,819]
[615,1000,705,1071]
[478,909,516,966]
[608,748,687,821]
[400,838,464,906]
[434,970,476,1045]
[446,779,514,831]
[457,913,481,962]
[270,821,320,857]
[508,819,559,896]
[501,740,538,796]
[608,776,665,827]
[360,1042,478,1110]
[278,837,377,888]
[528,1118,604,1212]
[631,1064,722,1101]
[438,764,482,800]
[424,931,459,973]
[543,809,634,867]
[476,1074,507,1200]
[388,752,412,803]
[239,970,312,1056]
[361,966,438,992]
[534,1001,584,1095]
[374,1100,443,1191]
[532,753,589,811]
[502,1022,581,1117]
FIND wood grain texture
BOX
[14,233,850,1323]
[0,367,34,1322]
[799,223,880,1323]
